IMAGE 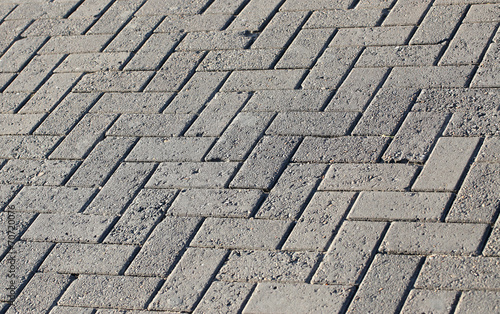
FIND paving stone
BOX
[94,310,175,314]
[413,88,500,113]
[347,254,421,313]
[217,250,319,282]
[22,17,94,37]
[105,16,163,53]
[440,22,497,65]
[5,272,72,314]
[0,159,78,186]
[191,217,291,249]
[415,256,500,290]
[222,69,306,91]
[447,163,500,223]
[136,0,210,15]
[464,4,500,23]
[0,37,46,73]
[280,0,352,10]
[87,0,142,35]
[384,66,474,88]
[193,281,254,314]
[301,46,361,89]
[106,113,194,137]
[0,73,13,92]
[91,92,173,114]
[319,163,419,191]
[177,30,253,51]
[251,11,308,49]
[400,289,457,314]
[283,192,355,251]
[293,136,388,163]
[477,137,500,163]
[352,87,419,136]
[22,213,114,243]
[0,211,34,256]
[0,135,60,159]
[275,28,333,69]
[356,44,443,67]
[39,35,111,54]
[444,110,500,137]
[49,306,94,314]
[55,52,130,72]
[227,0,281,31]
[68,0,113,19]
[304,8,383,28]
[185,92,250,136]
[205,0,247,14]
[349,191,452,221]
[410,5,467,45]
[382,112,449,163]
[330,26,413,47]
[0,20,31,54]
[40,243,137,275]
[126,137,215,162]
[356,0,393,8]
[0,184,21,209]
[266,112,358,136]
[59,275,161,309]
[66,137,136,187]
[470,64,500,88]
[383,0,432,26]
[125,216,201,276]
[6,2,78,20]
[255,163,327,220]
[146,162,238,189]
[0,93,29,113]
[125,33,182,71]
[244,89,331,112]
[381,222,488,254]
[199,48,281,71]
[84,162,156,215]
[104,189,176,245]
[455,291,500,314]
[9,186,95,214]
[325,67,388,111]
[229,136,301,190]
[205,111,274,161]
[155,14,231,33]
[169,188,263,218]
[412,137,479,192]
[49,113,117,159]
[73,71,154,92]
[149,248,227,312]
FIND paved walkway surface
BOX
[0,0,499,313]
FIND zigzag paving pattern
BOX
[0,0,499,312]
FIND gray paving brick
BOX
[0,211,33,255]
[49,113,117,159]
[410,5,467,45]
[59,275,161,309]
[156,14,231,33]
[382,112,449,163]
[104,189,176,245]
[0,73,13,91]
[55,52,129,73]
[185,92,250,136]
[22,17,94,37]
[74,71,154,92]
[381,222,487,254]
[312,220,385,285]
[205,111,274,161]
[0,241,52,302]
[106,113,194,137]
[244,89,331,112]
[276,28,333,69]
[169,188,263,218]
[105,16,163,53]
[87,0,142,35]
[251,11,308,49]
[229,136,301,189]
[194,281,254,314]
[455,291,500,314]
[222,69,306,91]
[470,64,500,88]
[39,35,111,54]
[125,33,182,71]
[325,67,388,111]
[198,48,281,71]
[49,306,94,314]
[217,250,319,282]
[205,0,247,14]
[0,159,78,186]
[34,93,100,135]
[347,254,421,313]
[243,282,352,314]
[356,0,393,8]
[383,0,432,26]
[356,44,443,67]
[0,184,21,209]
[149,248,227,312]
[0,92,29,113]
[91,92,173,114]
[477,137,500,163]
[293,136,388,163]
[434,0,500,4]
[349,191,452,221]
[412,137,479,192]
[401,289,457,314]
[177,30,253,51]
[192,217,291,249]
[384,66,474,88]
[464,4,500,23]
[283,192,355,251]
[68,0,113,19]
[84,162,156,215]
[94,310,175,314]
[302,46,361,89]
[440,22,497,65]
[0,37,46,73]
[127,137,215,162]
[413,88,500,113]
[267,111,358,136]
[146,162,238,188]
[136,0,210,15]
[40,243,136,275]
[0,20,31,55]
[227,0,281,31]
[22,213,114,243]
[125,216,200,276]
[0,3,15,20]
[352,88,419,136]
[415,256,500,289]
[280,0,352,10]
[255,163,327,220]
[5,272,72,314]
[0,114,43,135]
[447,163,500,223]
[9,186,95,214]
[66,137,136,187]
[6,1,78,20]
[18,72,81,114]
[304,8,383,28]
[319,163,419,191]
[331,26,413,47]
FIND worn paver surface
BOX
[0,0,499,313]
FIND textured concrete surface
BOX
[0,0,499,313]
